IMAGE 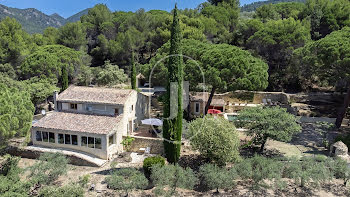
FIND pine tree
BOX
[163,4,183,163]
[61,65,68,91]
[131,52,137,90]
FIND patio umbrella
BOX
[141,118,163,126]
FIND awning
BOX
[141,118,163,126]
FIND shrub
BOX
[121,136,135,152]
[38,184,84,197]
[199,163,236,193]
[105,168,148,196]
[28,153,68,185]
[327,158,350,185]
[237,106,302,152]
[0,155,31,196]
[78,174,90,187]
[0,154,20,176]
[235,155,283,189]
[283,157,332,188]
[188,115,240,166]
[151,164,198,196]
[143,156,165,178]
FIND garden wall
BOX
[5,144,104,167]
[125,136,164,154]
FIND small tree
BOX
[237,106,302,152]
[28,153,68,186]
[105,168,148,196]
[199,163,236,193]
[151,164,198,196]
[188,115,240,165]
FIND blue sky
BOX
[0,0,260,18]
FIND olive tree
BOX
[237,106,301,152]
[188,115,240,165]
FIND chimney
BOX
[53,91,58,111]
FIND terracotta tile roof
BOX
[57,86,134,105]
[190,92,225,106]
[32,112,122,135]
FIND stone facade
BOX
[31,86,140,160]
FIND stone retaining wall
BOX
[125,136,164,154]
[5,145,102,167]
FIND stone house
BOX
[189,92,225,118]
[31,86,148,160]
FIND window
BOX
[109,135,114,146]
[81,136,87,146]
[58,133,77,145]
[36,131,55,143]
[49,132,55,143]
[95,138,102,149]
[58,134,64,144]
[36,131,42,141]
[195,102,200,114]
[70,103,77,110]
[114,108,119,116]
[42,132,49,142]
[81,136,102,149]
[65,134,71,144]
[72,135,78,145]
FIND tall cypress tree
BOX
[131,52,137,90]
[163,4,183,163]
[61,65,68,91]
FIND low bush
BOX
[38,184,84,197]
[105,168,148,196]
[327,157,350,185]
[78,174,90,187]
[143,156,165,178]
[151,164,198,196]
[28,152,68,185]
[199,163,236,193]
[235,155,283,189]
[283,157,332,188]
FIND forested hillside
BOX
[1,0,350,143]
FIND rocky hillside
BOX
[0,4,89,34]
[65,8,90,24]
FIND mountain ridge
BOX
[0,3,90,34]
